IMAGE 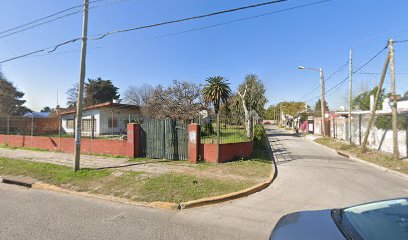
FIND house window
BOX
[108,118,118,128]
[82,119,96,132]
[66,119,74,129]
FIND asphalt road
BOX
[1,125,407,240]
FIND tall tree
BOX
[143,80,202,120]
[353,86,385,110]
[0,72,27,116]
[203,76,232,114]
[314,99,329,117]
[237,74,267,137]
[123,84,154,106]
[66,78,120,107]
[404,91,408,98]
[203,76,231,161]
[85,78,120,105]
[66,83,79,107]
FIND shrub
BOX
[200,123,214,137]
[253,124,267,150]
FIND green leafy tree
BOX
[281,101,307,117]
[314,99,329,117]
[0,71,28,116]
[404,91,408,98]
[85,78,120,105]
[40,106,51,112]
[353,86,385,110]
[66,78,120,107]
[237,74,267,137]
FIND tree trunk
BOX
[241,99,250,138]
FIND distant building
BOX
[23,112,51,118]
[58,102,141,136]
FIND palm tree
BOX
[203,76,232,114]
[203,76,231,162]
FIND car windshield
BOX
[341,198,408,240]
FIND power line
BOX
[0,3,85,36]
[0,0,127,40]
[305,45,388,103]
[0,10,82,40]
[1,0,333,64]
[300,60,348,100]
[394,39,408,43]
[148,0,333,40]
[89,0,289,40]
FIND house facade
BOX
[58,102,141,136]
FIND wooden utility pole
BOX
[348,49,353,143]
[320,68,326,137]
[389,39,400,160]
[362,49,390,151]
[73,0,89,171]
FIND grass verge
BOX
[315,137,408,175]
[0,156,267,203]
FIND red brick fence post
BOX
[127,123,141,158]
[188,124,200,164]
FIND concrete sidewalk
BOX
[0,148,178,174]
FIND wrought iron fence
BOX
[197,110,256,144]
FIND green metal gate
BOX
[140,119,188,160]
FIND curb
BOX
[1,176,34,188]
[1,128,278,210]
[306,138,408,181]
[31,182,180,210]
[179,126,278,209]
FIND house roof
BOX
[58,102,140,116]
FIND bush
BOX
[200,123,214,137]
[253,124,267,150]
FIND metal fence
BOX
[196,110,256,144]
[0,116,60,136]
[0,115,142,140]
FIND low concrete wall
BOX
[0,134,129,157]
[200,141,253,163]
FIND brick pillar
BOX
[127,123,141,158]
[188,124,200,164]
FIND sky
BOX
[0,0,407,112]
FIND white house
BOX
[58,102,141,136]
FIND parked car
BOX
[270,197,408,240]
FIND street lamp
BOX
[298,65,327,137]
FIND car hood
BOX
[270,210,346,240]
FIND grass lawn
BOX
[0,145,272,203]
[201,125,250,144]
[315,137,408,176]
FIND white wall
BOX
[333,114,408,158]
[61,109,101,135]
[61,108,141,136]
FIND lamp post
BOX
[299,66,326,137]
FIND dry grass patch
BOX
[315,137,408,175]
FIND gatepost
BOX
[188,124,200,164]
[127,123,141,158]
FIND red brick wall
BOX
[0,134,128,157]
[199,142,253,163]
